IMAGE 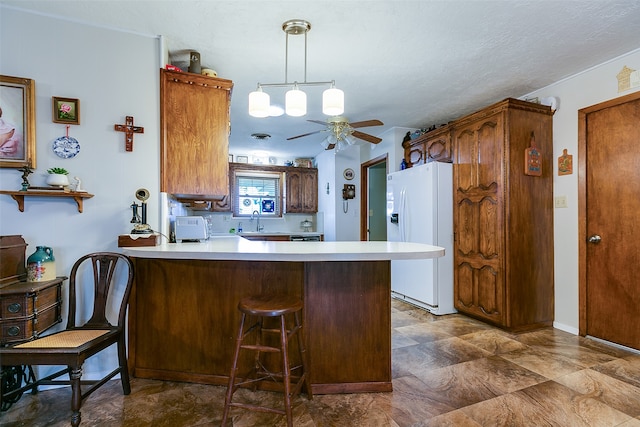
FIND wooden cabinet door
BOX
[453,112,504,325]
[404,126,453,167]
[286,169,318,213]
[286,170,302,213]
[160,70,233,198]
[301,169,318,212]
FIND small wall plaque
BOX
[617,65,637,92]
[524,131,542,177]
[558,148,573,176]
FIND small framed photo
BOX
[1,75,36,168]
[236,155,248,163]
[52,96,80,125]
[228,154,233,163]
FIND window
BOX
[233,170,283,217]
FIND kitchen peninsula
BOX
[122,238,444,394]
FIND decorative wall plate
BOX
[52,135,80,158]
[343,168,354,180]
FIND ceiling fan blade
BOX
[307,119,329,126]
[352,130,382,144]
[286,130,324,140]
[349,119,383,129]
[325,143,336,150]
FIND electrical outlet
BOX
[554,196,568,208]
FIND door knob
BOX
[588,234,602,244]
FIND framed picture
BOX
[228,154,233,163]
[52,96,80,125]
[0,75,36,168]
[236,155,248,163]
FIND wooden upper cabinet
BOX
[286,168,318,213]
[404,125,452,166]
[160,69,233,199]
[452,98,554,331]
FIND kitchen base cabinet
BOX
[128,258,391,394]
[453,98,554,331]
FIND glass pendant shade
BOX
[322,87,344,116]
[248,89,270,118]
[344,134,356,145]
[285,88,307,117]
[320,138,331,149]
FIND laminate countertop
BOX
[121,236,444,262]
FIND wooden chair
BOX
[0,252,134,427]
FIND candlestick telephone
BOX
[130,188,153,234]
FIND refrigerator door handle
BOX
[399,187,407,242]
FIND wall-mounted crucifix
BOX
[114,116,144,152]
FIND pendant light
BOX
[322,83,344,116]
[248,87,270,118]
[285,83,307,117]
[248,19,344,118]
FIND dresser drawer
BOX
[0,278,65,345]
[0,282,60,320]
[0,303,62,344]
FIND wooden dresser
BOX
[0,236,65,346]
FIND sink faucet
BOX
[251,210,264,232]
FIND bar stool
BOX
[221,293,312,427]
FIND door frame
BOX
[577,90,640,336]
[360,154,388,241]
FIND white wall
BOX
[316,145,363,241]
[524,48,640,334]
[0,7,160,378]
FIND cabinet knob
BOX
[588,234,602,244]
[7,326,21,336]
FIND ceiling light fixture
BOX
[321,117,357,152]
[248,19,344,118]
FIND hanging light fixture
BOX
[248,19,344,118]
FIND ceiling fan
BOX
[287,116,384,150]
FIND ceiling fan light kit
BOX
[288,116,384,152]
[248,19,344,118]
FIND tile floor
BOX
[2,299,640,426]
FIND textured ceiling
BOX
[4,1,640,160]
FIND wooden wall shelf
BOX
[0,190,94,213]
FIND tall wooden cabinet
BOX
[452,98,554,331]
[160,69,233,199]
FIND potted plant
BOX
[46,167,70,187]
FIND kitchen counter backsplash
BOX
[196,212,323,236]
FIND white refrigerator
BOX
[386,162,455,315]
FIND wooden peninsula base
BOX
[128,258,392,394]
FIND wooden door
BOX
[453,112,505,325]
[579,91,640,350]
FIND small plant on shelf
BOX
[47,167,69,175]
[46,167,70,187]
